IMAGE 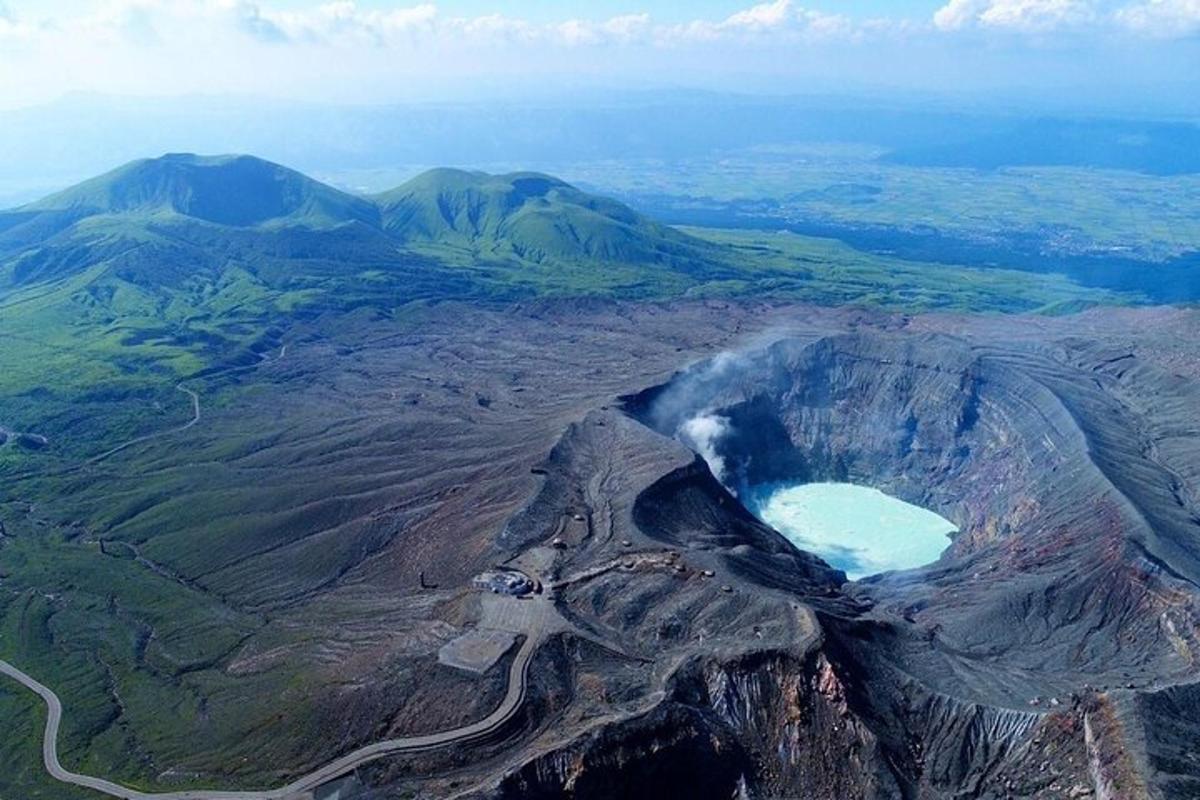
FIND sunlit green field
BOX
[681,227,1119,313]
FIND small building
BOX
[472,569,535,596]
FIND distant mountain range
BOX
[0,153,743,324]
[1,153,720,272]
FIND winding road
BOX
[87,384,201,465]
[0,632,539,800]
[86,345,289,467]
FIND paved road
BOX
[88,346,288,467]
[1,631,539,800]
[88,384,201,464]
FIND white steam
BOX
[678,413,732,484]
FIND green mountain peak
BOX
[23,153,380,229]
[375,167,715,268]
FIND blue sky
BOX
[0,1,1196,111]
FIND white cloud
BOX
[798,9,858,38]
[933,0,1200,35]
[0,1,34,38]
[664,0,856,44]
[1116,0,1200,36]
[0,0,876,55]
[0,0,1193,108]
[601,13,652,41]
[982,0,1096,29]
[934,0,1096,31]
[261,2,438,45]
[219,0,850,49]
[726,0,793,30]
[452,13,534,43]
[933,0,982,31]
[3,0,1195,52]
[0,0,864,107]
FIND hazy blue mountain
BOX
[17,153,379,229]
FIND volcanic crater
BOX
[483,323,1200,800]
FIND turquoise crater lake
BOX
[749,483,956,580]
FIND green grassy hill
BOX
[377,167,722,272]
[0,156,740,298]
